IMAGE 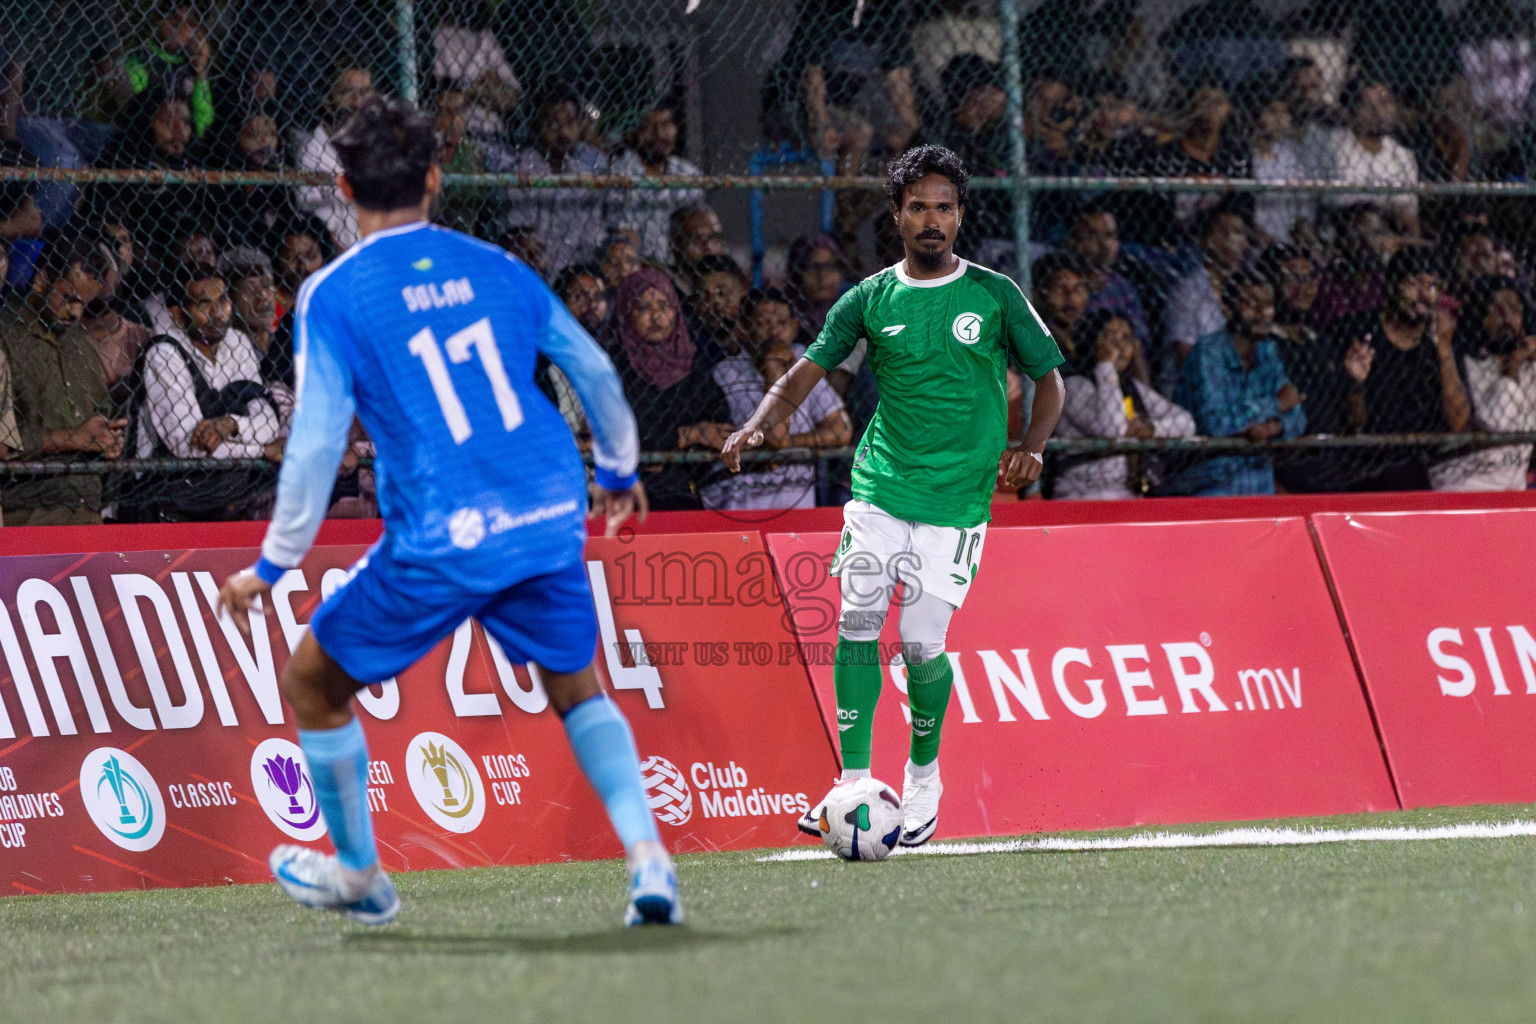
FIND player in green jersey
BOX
[721,145,1065,845]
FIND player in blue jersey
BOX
[218,97,680,927]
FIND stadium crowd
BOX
[1,0,1536,523]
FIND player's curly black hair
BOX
[883,145,970,210]
[330,96,436,212]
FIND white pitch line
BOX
[757,820,1536,862]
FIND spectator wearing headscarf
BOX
[605,267,731,509]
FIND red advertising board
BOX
[1312,509,1536,807]
[0,532,834,895]
[767,519,1397,838]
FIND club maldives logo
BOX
[78,748,166,852]
[405,732,485,833]
[250,738,327,841]
[639,755,693,826]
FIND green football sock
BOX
[905,653,953,767]
[833,638,882,771]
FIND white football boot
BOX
[899,761,942,847]
[269,845,400,925]
[623,841,684,926]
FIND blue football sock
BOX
[562,694,660,851]
[297,717,378,873]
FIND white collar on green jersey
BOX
[894,257,969,288]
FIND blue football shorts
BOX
[308,545,600,683]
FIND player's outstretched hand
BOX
[590,481,649,538]
[720,425,765,473]
[998,445,1046,488]
[218,571,273,639]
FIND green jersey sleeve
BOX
[805,286,865,372]
[1002,281,1064,380]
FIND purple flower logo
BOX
[261,754,319,828]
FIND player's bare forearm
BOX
[748,358,825,433]
[721,357,827,472]
[1000,368,1064,488]
[1019,368,1065,453]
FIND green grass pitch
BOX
[5,804,1536,1023]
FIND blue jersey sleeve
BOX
[256,276,357,581]
[538,302,640,492]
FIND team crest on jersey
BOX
[952,312,984,345]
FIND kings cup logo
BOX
[78,748,166,852]
[405,732,485,833]
[250,738,327,841]
[639,755,693,826]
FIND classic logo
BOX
[78,748,166,852]
[405,732,485,833]
[250,738,326,841]
[952,312,984,345]
[448,508,486,550]
[880,324,906,335]
[639,755,693,826]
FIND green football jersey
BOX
[805,258,1063,528]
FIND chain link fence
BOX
[0,0,1534,523]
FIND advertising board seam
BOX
[764,534,842,773]
[1305,515,1404,810]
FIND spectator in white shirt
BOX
[294,66,376,252]
[1431,277,1536,491]
[490,85,609,277]
[712,286,807,421]
[135,271,281,463]
[1162,201,1255,390]
[1245,78,1314,244]
[1055,310,1196,500]
[1311,75,1421,237]
[142,225,221,334]
[608,105,704,263]
[430,15,521,149]
[704,311,851,510]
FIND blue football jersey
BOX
[257,222,638,591]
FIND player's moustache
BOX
[916,229,946,241]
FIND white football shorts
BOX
[828,499,988,627]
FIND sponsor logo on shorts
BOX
[405,732,486,833]
[251,738,327,841]
[79,748,166,852]
[952,312,984,345]
[640,755,693,825]
[448,507,487,550]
